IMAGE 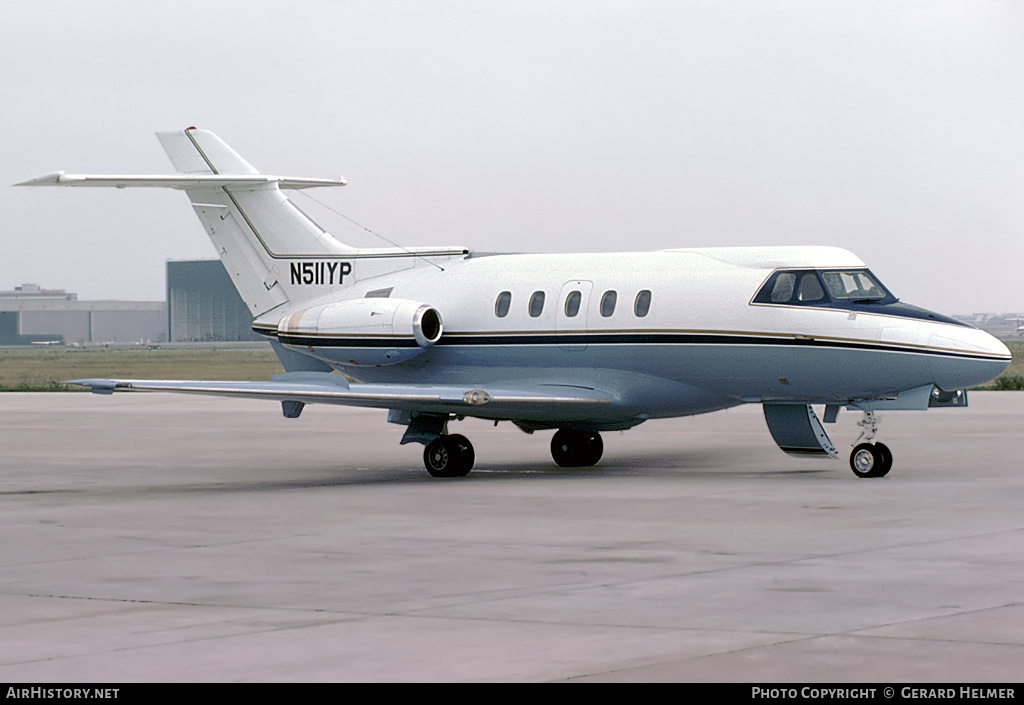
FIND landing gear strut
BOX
[423,434,475,478]
[550,429,604,467]
[849,411,893,478]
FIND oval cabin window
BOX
[600,290,617,317]
[495,291,512,318]
[564,291,581,317]
[529,291,546,318]
[634,290,651,317]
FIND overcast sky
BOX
[3,0,1022,315]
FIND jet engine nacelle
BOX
[277,298,443,366]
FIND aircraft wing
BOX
[66,372,614,417]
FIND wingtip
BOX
[14,171,65,187]
[65,378,124,394]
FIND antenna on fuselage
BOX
[295,190,445,272]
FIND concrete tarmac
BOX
[0,392,1022,682]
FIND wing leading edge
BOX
[67,372,613,419]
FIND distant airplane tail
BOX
[18,128,468,320]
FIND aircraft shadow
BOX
[7,450,829,500]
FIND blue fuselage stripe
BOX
[261,329,1007,362]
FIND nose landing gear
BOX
[849,411,893,478]
[850,441,893,478]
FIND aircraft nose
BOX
[928,327,1011,390]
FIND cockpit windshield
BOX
[820,270,887,300]
[752,268,896,307]
[750,267,972,327]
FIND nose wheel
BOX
[849,411,892,478]
[850,442,892,478]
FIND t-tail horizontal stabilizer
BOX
[16,128,356,319]
[763,404,839,458]
[15,172,347,189]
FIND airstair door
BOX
[556,280,593,351]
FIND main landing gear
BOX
[550,429,604,467]
[419,427,605,477]
[849,411,893,478]
[423,434,475,478]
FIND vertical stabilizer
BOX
[17,129,470,321]
[157,129,260,175]
[154,128,356,316]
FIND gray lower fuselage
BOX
[263,248,1011,428]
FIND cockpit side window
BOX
[770,273,797,303]
[797,272,825,302]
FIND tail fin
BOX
[158,127,262,175]
[159,128,356,316]
[19,128,354,317]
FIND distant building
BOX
[2,260,259,346]
[954,312,1024,340]
[166,260,256,342]
[0,283,77,301]
[0,283,165,345]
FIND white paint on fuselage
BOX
[265,246,1010,418]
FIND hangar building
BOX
[0,284,166,345]
[166,260,256,342]
[3,261,259,345]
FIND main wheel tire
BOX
[446,434,475,477]
[551,430,604,467]
[872,442,893,478]
[550,430,577,467]
[579,432,603,466]
[424,435,475,478]
[850,442,888,478]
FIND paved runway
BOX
[0,392,1022,682]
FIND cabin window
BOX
[494,291,512,318]
[564,291,582,317]
[600,290,617,317]
[529,291,546,317]
[634,290,652,317]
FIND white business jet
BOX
[18,129,1011,478]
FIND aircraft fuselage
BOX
[259,246,1009,430]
